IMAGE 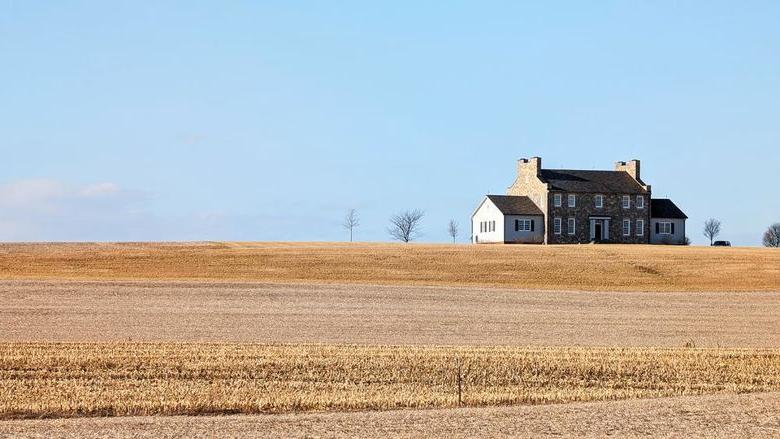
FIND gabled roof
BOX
[651,198,687,219]
[539,169,648,194]
[485,195,544,216]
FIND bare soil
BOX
[3,392,779,438]
[2,280,778,347]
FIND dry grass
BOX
[0,242,778,291]
[2,343,780,419]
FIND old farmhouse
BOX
[471,157,687,244]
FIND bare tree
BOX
[703,218,721,245]
[388,209,424,243]
[448,219,459,243]
[342,209,360,242]
[764,223,780,247]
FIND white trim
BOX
[622,219,631,236]
[553,193,562,207]
[659,221,672,234]
[595,194,604,209]
[516,219,532,232]
[637,219,644,236]
[636,196,644,209]
[622,195,630,209]
[554,217,562,235]
[567,217,576,235]
[568,194,576,208]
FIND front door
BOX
[594,222,603,242]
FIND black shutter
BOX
[671,223,675,234]
[515,220,519,232]
[655,223,660,234]
[531,220,535,231]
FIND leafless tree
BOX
[763,223,780,247]
[388,209,424,243]
[448,219,459,243]
[703,218,721,245]
[342,209,360,242]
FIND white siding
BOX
[650,218,686,244]
[471,198,505,243]
[504,215,545,244]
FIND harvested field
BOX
[1,242,779,292]
[1,243,778,435]
[2,343,780,419]
[5,392,780,438]
[3,281,780,346]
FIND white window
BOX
[637,219,644,236]
[568,194,576,208]
[658,222,672,234]
[636,196,644,209]
[595,195,604,208]
[623,219,631,236]
[622,195,630,209]
[567,218,575,235]
[553,193,562,207]
[515,219,532,232]
[554,217,562,235]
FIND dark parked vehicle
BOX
[712,241,731,246]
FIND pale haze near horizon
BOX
[1,2,778,246]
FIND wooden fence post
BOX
[456,357,462,407]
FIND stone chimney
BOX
[518,156,542,178]
[615,159,640,181]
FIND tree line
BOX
[342,209,459,243]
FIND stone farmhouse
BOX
[471,157,687,244]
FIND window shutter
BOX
[671,223,675,234]
[515,220,519,231]
[655,223,659,234]
[531,220,535,231]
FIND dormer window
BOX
[636,196,644,209]
[568,194,576,208]
[622,195,630,209]
[595,195,604,208]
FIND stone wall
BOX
[547,192,651,244]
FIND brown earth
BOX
[0,242,779,292]
[2,281,779,346]
[3,392,779,438]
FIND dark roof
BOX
[651,198,687,219]
[485,195,544,216]
[539,169,647,194]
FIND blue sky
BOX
[1,1,778,245]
